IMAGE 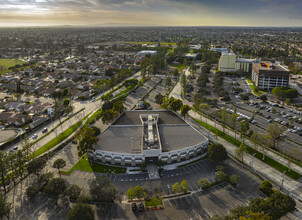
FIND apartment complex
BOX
[251,62,290,90]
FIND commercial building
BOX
[137,50,157,56]
[235,58,258,73]
[251,61,290,90]
[218,52,236,72]
[218,52,259,73]
[88,110,208,167]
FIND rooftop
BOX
[96,110,207,154]
[253,62,289,72]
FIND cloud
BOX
[0,0,301,26]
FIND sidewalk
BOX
[188,110,302,202]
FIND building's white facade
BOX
[218,52,237,72]
[89,140,208,167]
[137,50,157,56]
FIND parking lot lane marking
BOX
[113,175,117,182]
[187,183,194,191]
[191,193,199,203]
[183,167,190,174]
[185,196,191,204]
[192,182,199,191]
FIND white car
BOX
[32,134,38,139]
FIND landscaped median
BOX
[60,154,126,175]
[33,120,83,157]
[193,118,301,180]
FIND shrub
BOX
[198,179,211,189]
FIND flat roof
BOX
[112,110,186,126]
[159,125,207,152]
[96,126,142,154]
[96,110,207,154]
[253,62,289,72]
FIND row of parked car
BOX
[225,108,256,124]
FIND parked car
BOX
[131,203,137,212]
[42,127,48,133]
[138,203,144,212]
[32,134,38,139]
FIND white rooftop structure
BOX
[137,50,157,56]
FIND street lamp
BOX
[251,153,256,171]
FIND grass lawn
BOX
[145,198,163,207]
[250,84,264,96]
[61,154,126,175]
[84,109,102,126]
[193,118,300,180]
[246,79,253,84]
[0,59,26,73]
[33,120,82,157]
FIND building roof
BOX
[253,62,289,72]
[96,110,207,154]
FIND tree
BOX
[0,151,8,193]
[45,178,67,195]
[76,127,98,158]
[171,182,182,194]
[272,87,298,100]
[134,185,144,199]
[230,113,238,138]
[235,142,248,162]
[0,193,11,220]
[7,151,17,185]
[25,186,39,200]
[27,157,47,180]
[250,130,265,160]
[180,105,191,118]
[173,69,179,78]
[89,176,117,202]
[207,143,228,162]
[240,211,272,220]
[53,158,66,178]
[229,175,240,186]
[260,180,273,196]
[266,123,285,149]
[240,120,249,139]
[198,103,210,123]
[180,180,189,192]
[127,187,135,200]
[38,171,53,186]
[260,95,267,102]
[180,73,187,94]
[113,101,124,114]
[215,171,227,182]
[155,94,164,105]
[63,98,70,106]
[198,178,211,189]
[165,76,172,87]
[15,149,25,179]
[65,184,82,200]
[67,203,94,220]
[221,108,228,132]
[170,99,183,112]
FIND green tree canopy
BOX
[207,143,228,162]
[67,203,94,220]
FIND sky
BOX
[0,0,301,27]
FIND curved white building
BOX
[88,110,208,167]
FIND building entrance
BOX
[145,156,158,165]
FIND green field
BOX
[0,59,26,73]
[61,154,126,175]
